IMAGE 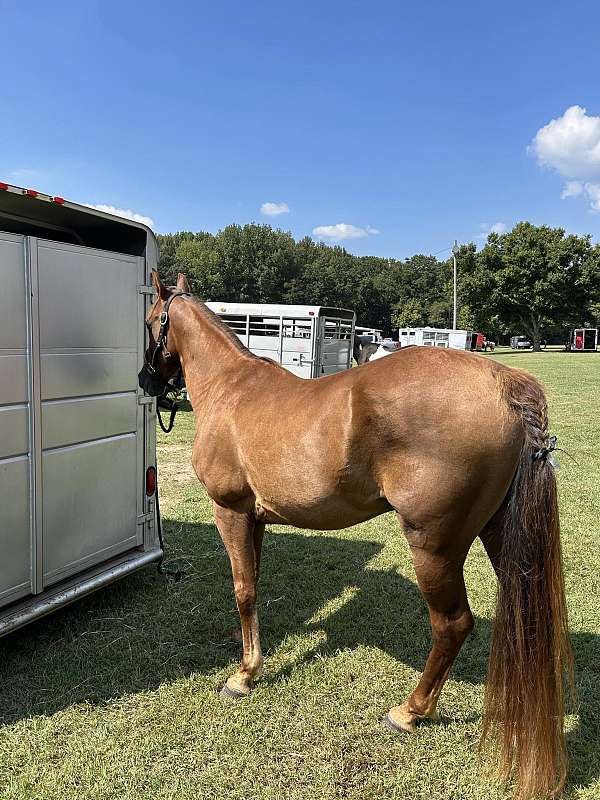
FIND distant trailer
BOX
[398,327,476,350]
[355,326,383,344]
[205,302,355,378]
[567,328,598,352]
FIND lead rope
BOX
[156,372,186,433]
[154,378,186,580]
[154,466,185,581]
[156,395,178,433]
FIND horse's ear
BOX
[176,273,190,293]
[151,271,169,300]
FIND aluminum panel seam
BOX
[26,237,43,595]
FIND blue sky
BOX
[2,0,600,259]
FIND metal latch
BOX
[137,395,154,406]
[138,284,155,295]
[292,354,315,365]
[137,501,155,527]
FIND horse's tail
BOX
[483,371,574,799]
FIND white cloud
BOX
[260,201,290,216]
[558,177,600,211]
[85,203,154,228]
[530,105,600,211]
[312,223,380,241]
[561,180,583,198]
[584,183,600,211]
[479,221,507,239]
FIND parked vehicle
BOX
[510,335,547,349]
[565,328,598,352]
[205,302,355,378]
[398,327,476,350]
[473,332,485,351]
[0,182,162,637]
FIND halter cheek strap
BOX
[147,291,191,372]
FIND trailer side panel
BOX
[0,233,32,606]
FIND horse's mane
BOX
[192,297,251,352]
[171,291,259,356]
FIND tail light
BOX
[145,465,157,496]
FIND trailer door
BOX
[281,316,315,378]
[0,233,33,606]
[318,317,353,376]
[34,239,144,588]
[583,329,597,351]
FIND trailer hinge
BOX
[137,507,155,526]
[138,284,155,295]
[137,395,154,406]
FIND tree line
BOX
[157,221,600,350]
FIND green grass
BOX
[0,351,598,799]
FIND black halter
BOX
[138,290,191,430]
[146,290,191,374]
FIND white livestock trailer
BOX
[205,302,355,378]
[354,325,383,343]
[0,181,162,637]
[398,327,476,350]
[567,328,598,352]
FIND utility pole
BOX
[452,240,459,330]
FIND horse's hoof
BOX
[382,705,440,733]
[219,684,248,700]
[382,711,415,733]
[219,676,252,700]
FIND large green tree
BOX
[156,220,600,344]
[462,223,600,350]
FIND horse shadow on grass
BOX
[0,519,598,791]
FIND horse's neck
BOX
[174,301,252,406]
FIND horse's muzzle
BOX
[138,364,168,397]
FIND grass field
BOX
[0,351,598,799]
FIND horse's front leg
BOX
[214,503,264,698]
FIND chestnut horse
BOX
[139,273,573,800]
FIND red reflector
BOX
[146,465,157,496]
[53,196,65,204]
[309,311,315,316]
[26,189,38,197]
[0,182,8,191]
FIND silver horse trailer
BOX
[0,182,162,637]
[398,327,476,350]
[205,302,355,378]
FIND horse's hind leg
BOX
[385,540,474,732]
[214,504,264,698]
